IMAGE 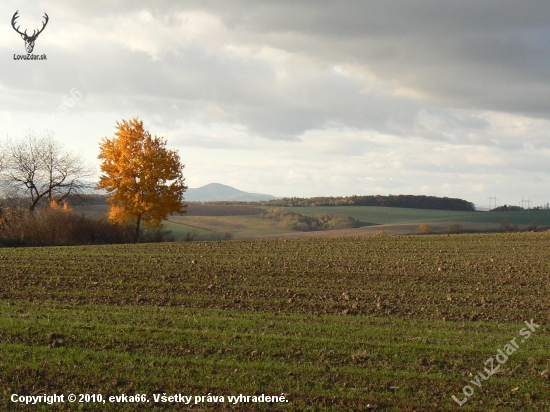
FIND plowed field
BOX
[0,233,549,411]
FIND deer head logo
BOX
[11,11,49,54]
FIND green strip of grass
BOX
[1,301,548,411]
[274,205,550,226]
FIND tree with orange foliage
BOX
[97,118,187,242]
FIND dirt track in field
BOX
[246,221,511,239]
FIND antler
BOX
[11,10,27,37]
[31,13,49,39]
[11,11,49,40]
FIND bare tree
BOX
[1,132,93,211]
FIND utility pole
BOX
[487,196,498,210]
[519,198,532,210]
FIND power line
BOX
[519,198,532,209]
[487,196,498,210]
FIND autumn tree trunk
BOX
[134,214,142,243]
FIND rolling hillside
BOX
[76,202,550,241]
[274,206,550,226]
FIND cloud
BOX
[1,1,549,205]
[207,1,550,116]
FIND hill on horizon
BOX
[184,183,277,202]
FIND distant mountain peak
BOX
[184,183,276,202]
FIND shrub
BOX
[262,208,358,231]
[0,203,13,228]
[0,205,173,247]
[500,218,511,232]
[418,224,432,234]
[263,208,316,231]
[315,213,359,229]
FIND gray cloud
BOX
[206,1,550,117]
[4,1,550,136]
[1,1,550,204]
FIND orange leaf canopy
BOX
[97,118,187,230]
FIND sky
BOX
[1,1,550,208]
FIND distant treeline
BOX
[491,204,550,212]
[490,205,524,212]
[66,194,109,206]
[208,195,475,211]
[69,193,476,212]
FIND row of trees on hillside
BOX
[253,194,476,211]
[1,118,187,245]
[490,205,524,212]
